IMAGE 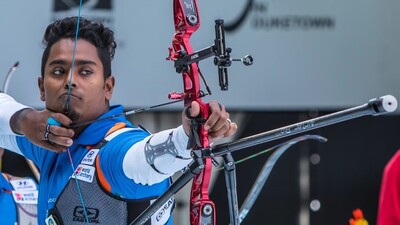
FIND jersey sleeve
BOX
[97,126,192,199]
[0,93,31,135]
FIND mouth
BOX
[60,93,82,100]
[58,95,81,120]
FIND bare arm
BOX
[0,93,74,153]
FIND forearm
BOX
[123,125,192,185]
[0,93,31,135]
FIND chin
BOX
[66,110,81,122]
[46,104,67,115]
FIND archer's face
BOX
[38,38,114,124]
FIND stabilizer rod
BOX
[206,95,397,157]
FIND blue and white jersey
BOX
[0,94,192,225]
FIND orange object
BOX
[349,208,369,225]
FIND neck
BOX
[69,104,111,138]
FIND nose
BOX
[64,69,77,90]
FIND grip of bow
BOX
[167,1,214,225]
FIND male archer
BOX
[0,16,236,225]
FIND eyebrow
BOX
[48,59,97,67]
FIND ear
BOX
[38,76,46,101]
[104,75,115,101]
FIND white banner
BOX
[0,0,399,112]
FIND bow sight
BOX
[167,19,253,91]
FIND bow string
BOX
[62,1,91,224]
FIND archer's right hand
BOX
[11,108,74,153]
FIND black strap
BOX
[185,106,206,149]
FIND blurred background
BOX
[1,0,399,224]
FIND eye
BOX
[52,68,65,76]
[80,68,93,76]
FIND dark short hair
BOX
[41,16,116,79]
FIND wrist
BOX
[10,108,34,135]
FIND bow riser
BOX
[170,1,215,225]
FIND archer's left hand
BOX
[183,100,237,143]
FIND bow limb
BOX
[238,135,327,223]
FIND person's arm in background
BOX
[377,150,400,225]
